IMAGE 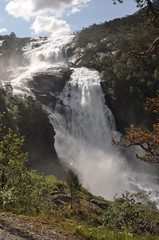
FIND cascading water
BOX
[52,67,128,198]
[6,35,74,96]
[4,35,159,208]
[52,67,159,207]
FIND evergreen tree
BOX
[66,169,81,209]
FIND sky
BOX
[0,0,138,37]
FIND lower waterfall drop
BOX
[52,67,159,208]
[53,67,129,199]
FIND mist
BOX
[52,67,159,206]
[0,34,159,209]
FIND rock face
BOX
[24,67,73,176]
[101,81,153,134]
[0,210,79,240]
[21,67,73,177]
[29,67,73,110]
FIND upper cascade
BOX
[4,35,75,96]
[23,35,75,69]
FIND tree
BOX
[0,113,51,214]
[113,0,159,29]
[113,0,159,62]
[66,169,81,209]
[10,32,16,40]
[111,0,159,163]
[113,95,159,163]
[113,0,158,13]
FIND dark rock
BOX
[115,197,125,204]
[53,196,66,206]
[29,67,73,110]
[53,192,71,205]
[64,45,77,58]
[52,192,71,202]
[51,191,65,195]
[100,81,153,134]
[60,194,71,202]
[89,199,108,210]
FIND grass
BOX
[45,175,65,191]
[1,173,159,240]
[74,224,159,240]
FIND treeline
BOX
[75,8,159,132]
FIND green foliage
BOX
[75,224,128,240]
[66,169,81,191]
[75,11,159,131]
[0,126,158,238]
[0,115,54,215]
[66,169,81,209]
[103,192,158,234]
[74,223,159,240]
[0,88,56,168]
[45,175,64,191]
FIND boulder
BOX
[29,67,73,110]
[89,199,108,210]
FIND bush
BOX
[103,191,158,234]
[0,115,54,215]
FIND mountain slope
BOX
[68,9,159,132]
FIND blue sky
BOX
[0,0,138,37]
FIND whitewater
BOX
[5,35,159,209]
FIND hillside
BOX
[0,8,159,239]
[70,9,159,132]
[0,8,159,135]
[0,87,65,177]
[0,173,159,240]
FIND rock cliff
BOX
[29,67,73,110]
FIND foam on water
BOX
[7,35,74,95]
[52,67,159,208]
[4,34,159,208]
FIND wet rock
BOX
[29,67,73,110]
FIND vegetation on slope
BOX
[0,4,159,238]
[75,9,159,132]
[0,133,159,239]
[0,87,60,173]
[112,93,159,164]
[0,113,158,238]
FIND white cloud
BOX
[31,16,71,36]
[5,0,91,36]
[70,7,81,14]
[6,0,91,20]
[0,28,7,33]
[5,0,33,21]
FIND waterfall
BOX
[4,35,159,208]
[6,35,74,96]
[52,67,128,198]
[52,67,159,206]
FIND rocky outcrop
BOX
[29,67,73,110]
[0,211,80,240]
[101,81,153,134]
[90,199,108,210]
